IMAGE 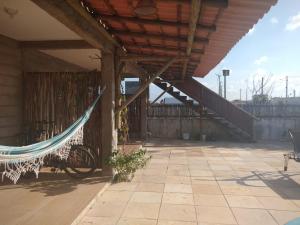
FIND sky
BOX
[148,0,300,101]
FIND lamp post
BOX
[222,69,230,99]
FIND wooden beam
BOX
[182,0,202,80]
[157,0,228,8]
[120,55,188,62]
[99,14,216,32]
[20,40,93,50]
[31,0,118,52]
[110,30,209,45]
[117,57,177,113]
[151,85,173,105]
[124,43,204,55]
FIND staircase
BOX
[153,77,255,141]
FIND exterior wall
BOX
[240,104,300,141]
[0,35,23,145]
[0,34,87,145]
[147,105,232,140]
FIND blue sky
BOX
[149,0,300,101]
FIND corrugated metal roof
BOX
[83,0,277,78]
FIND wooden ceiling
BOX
[82,0,277,80]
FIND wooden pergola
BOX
[26,0,276,174]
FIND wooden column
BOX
[140,77,148,140]
[101,51,117,176]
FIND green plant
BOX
[106,148,151,182]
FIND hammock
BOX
[0,87,105,184]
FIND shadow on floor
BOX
[0,170,110,197]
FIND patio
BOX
[75,140,300,225]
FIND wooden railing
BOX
[173,77,255,137]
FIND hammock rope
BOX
[0,87,105,184]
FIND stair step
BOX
[178,96,187,101]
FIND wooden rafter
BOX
[126,43,204,55]
[181,0,202,80]
[117,57,178,113]
[99,14,216,32]
[111,30,209,44]
[120,55,188,62]
[31,0,118,52]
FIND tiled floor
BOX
[77,140,300,225]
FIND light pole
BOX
[222,69,230,99]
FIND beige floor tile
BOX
[196,206,236,224]
[209,164,232,171]
[162,193,194,205]
[219,185,252,196]
[257,196,300,211]
[194,194,228,207]
[164,184,192,193]
[166,176,191,184]
[86,201,126,218]
[191,177,217,185]
[130,192,162,203]
[192,184,222,195]
[159,204,197,222]
[117,218,157,225]
[269,210,300,225]
[225,195,264,209]
[157,220,197,225]
[142,175,166,183]
[136,183,165,193]
[108,183,137,191]
[247,186,279,197]
[232,208,277,225]
[122,203,160,219]
[189,170,214,177]
[143,169,167,176]
[167,169,190,176]
[79,216,118,225]
[99,191,133,202]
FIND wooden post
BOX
[140,77,148,140]
[101,51,117,176]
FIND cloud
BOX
[254,56,269,65]
[285,12,300,31]
[270,17,279,24]
[247,27,255,35]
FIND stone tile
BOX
[257,196,300,211]
[108,183,137,191]
[143,169,167,176]
[194,194,228,207]
[166,176,191,184]
[209,164,232,171]
[192,184,222,195]
[232,208,277,225]
[117,218,157,225]
[167,168,190,176]
[269,210,300,225]
[164,184,192,193]
[136,183,165,193]
[157,220,197,225]
[191,177,217,185]
[122,203,160,219]
[219,185,252,196]
[225,195,264,209]
[196,206,236,224]
[86,201,126,218]
[189,170,214,177]
[142,175,166,184]
[99,191,132,202]
[162,193,194,205]
[130,192,162,203]
[159,204,197,222]
[247,186,279,197]
[79,216,118,225]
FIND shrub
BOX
[107,148,151,182]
